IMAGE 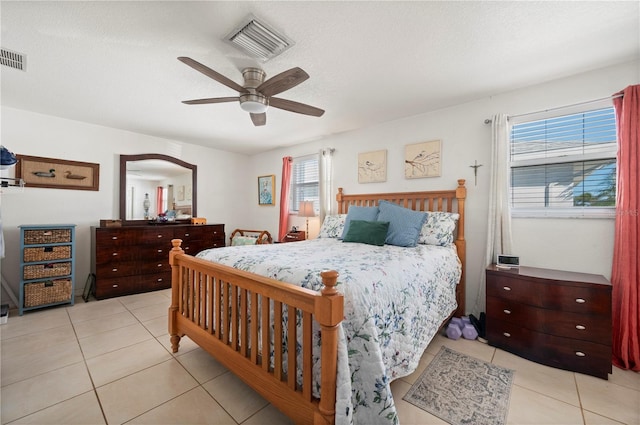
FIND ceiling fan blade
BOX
[182,97,239,105]
[257,67,309,97]
[251,113,266,126]
[178,57,246,93]
[270,97,325,117]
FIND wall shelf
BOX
[0,177,25,194]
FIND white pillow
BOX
[318,214,347,238]
[418,211,459,246]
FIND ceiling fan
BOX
[178,57,325,126]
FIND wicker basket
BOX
[24,279,72,307]
[23,246,71,262]
[23,262,72,280]
[23,229,71,245]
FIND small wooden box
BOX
[100,219,122,228]
[191,217,207,225]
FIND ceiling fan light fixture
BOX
[240,93,268,113]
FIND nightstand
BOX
[485,264,612,379]
[281,231,306,243]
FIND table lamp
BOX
[298,201,316,239]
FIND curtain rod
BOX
[483,93,623,124]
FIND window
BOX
[290,154,319,213]
[510,105,617,217]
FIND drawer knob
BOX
[112,268,118,272]
[112,253,118,256]
[502,286,511,291]
[575,351,586,357]
[112,284,119,288]
[157,234,163,238]
[157,249,163,253]
[575,325,586,330]
[503,332,511,337]
[503,309,511,314]
[575,298,586,304]
[112,236,117,240]
[157,263,162,267]
[157,278,163,282]
[184,233,190,237]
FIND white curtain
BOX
[474,113,514,314]
[318,147,335,223]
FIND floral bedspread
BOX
[196,238,461,425]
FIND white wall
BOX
[246,60,639,315]
[2,61,637,313]
[0,107,250,305]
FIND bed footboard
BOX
[168,239,344,425]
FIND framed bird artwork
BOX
[15,154,100,190]
[358,150,387,183]
[404,139,442,179]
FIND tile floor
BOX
[1,289,638,424]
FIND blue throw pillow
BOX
[377,200,427,247]
[340,206,379,239]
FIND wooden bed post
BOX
[315,270,343,425]
[168,239,184,353]
[454,179,467,317]
[336,188,345,214]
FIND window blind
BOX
[290,154,319,212]
[510,107,617,210]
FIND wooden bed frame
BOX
[168,180,466,425]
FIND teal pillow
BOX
[377,200,427,247]
[340,206,379,239]
[342,220,389,246]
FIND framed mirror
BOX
[119,154,197,225]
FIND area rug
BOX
[402,346,514,425]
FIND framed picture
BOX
[358,149,387,183]
[404,139,442,179]
[15,154,100,190]
[258,174,275,206]
[177,185,185,201]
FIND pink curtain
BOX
[611,84,640,371]
[156,186,163,215]
[278,157,293,242]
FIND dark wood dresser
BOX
[486,264,612,379]
[91,224,224,299]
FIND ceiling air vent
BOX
[1,48,26,71]
[224,15,294,61]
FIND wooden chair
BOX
[229,229,273,246]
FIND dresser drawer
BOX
[95,244,169,264]
[139,228,175,244]
[487,296,610,344]
[96,228,174,246]
[94,275,142,299]
[93,272,170,299]
[95,260,170,278]
[487,273,610,315]
[487,318,611,379]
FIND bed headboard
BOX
[336,179,467,317]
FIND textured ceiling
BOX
[1,1,639,155]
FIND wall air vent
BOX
[1,48,26,71]
[224,15,294,62]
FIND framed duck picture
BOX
[15,154,100,191]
